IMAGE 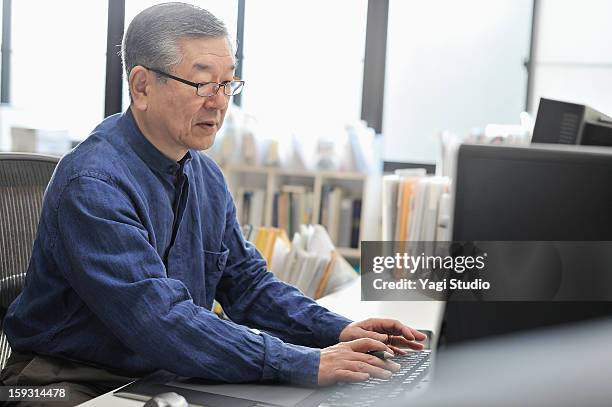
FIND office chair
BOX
[0,152,58,369]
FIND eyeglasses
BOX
[142,65,245,97]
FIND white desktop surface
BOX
[79,278,444,407]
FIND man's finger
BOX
[355,327,390,344]
[384,322,428,343]
[398,324,418,341]
[350,352,401,372]
[411,328,428,341]
[336,370,370,383]
[366,319,417,341]
[405,341,425,350]
[347,337,393,353]
[388,345,407,355]
[389,335,424,348]
[342,360,393,380]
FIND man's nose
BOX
[203,90,228,109]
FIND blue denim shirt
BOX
[4,109,351,385]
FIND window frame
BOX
[0,0,536,161]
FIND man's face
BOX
[145,36,235,154]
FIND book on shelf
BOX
[319,185,362,249]
[350,199,362,248]
[381,169,426,242]
[337,198,352,248]
[382,170,450,243]
[250,225,357,299]
[382,175,400,241]
[272,185,314,238]
[236,187,265,228]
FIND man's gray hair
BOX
[122,2,231,81]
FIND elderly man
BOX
[1,3,425,404]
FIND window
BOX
[8,1,108,151]
[383,0,533,163]
[240,0,368,138]
[531,0,612,116]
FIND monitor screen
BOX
[442,143,612,345]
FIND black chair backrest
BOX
[0,152,58,369]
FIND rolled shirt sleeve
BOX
[56,174,321,385]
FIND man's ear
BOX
[129,66,150,111]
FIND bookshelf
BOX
[223,164,369,259]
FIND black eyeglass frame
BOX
[141,65,245,97]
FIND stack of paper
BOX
[253,228,290,266]
[253,225,357,299]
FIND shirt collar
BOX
[120,108,192,175]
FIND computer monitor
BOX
[532,98,612,146]
[441,143,612,345]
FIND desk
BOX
[79,278,444,407]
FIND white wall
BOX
[531,0,612,116]
[382,0,533,164]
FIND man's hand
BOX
[339,318,427,355]
[318,338,400,386]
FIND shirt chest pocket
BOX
[202,246,229,308]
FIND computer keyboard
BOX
[319,350,432,407]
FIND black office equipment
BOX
[443,144,612,345]
[115,371,256,407]
[532,97,612,146]
[313,350,432,406]
[117,331,435,407]
[289,143,612,404]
